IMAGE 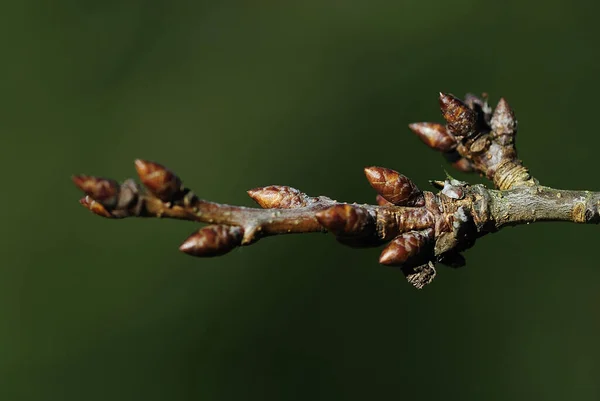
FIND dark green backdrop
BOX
[2,1,599,400]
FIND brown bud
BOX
[247,185,311,209]
[490,98,517,145]
[451,158,474,173]
[375,194,393,206]
[315,204,374,236]
[364,166,424,206]
[179,225,243,257]
[402,261,437,289]
[379,229,433,266]
[134,159,183,202]
[439,93,476,137]
[469,136,489,154]
[78,196,115,218]
[72,175,120,208]
[408,122,457,152]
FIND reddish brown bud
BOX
[375,194,393,206]
[379,229,433,266]
[439,93,476,137]
[490,98,517,145]
[134,159,183,202]
[408,122,457,152]
[452,158,474,173]
[78,196,115,218]
[179,225,243,257]
[364,166,424,206]
[315,204,374,236]
[72,175,119,207]
[247,185,311,209]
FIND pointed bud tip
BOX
[378,247,398,265]
[438,92,454,105]
[134,159,183,202]
[247,185,308,209]
[408,122,456,152]
[490,97,517,143]
[134,159,163,178]
[71,174,86,189]
[178,239,196,255]
[363,166,423,206]
[78,196,114,218]
[438,93,476,137]
[71,175,119,206]
[363,166,381,183]
[179,225,242,257]
[134,158,147,171]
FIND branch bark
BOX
[72,92,599,289]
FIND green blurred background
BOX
[2,1,600,400]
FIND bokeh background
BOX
[2,1,600,400]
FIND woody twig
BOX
[73,93,600,289]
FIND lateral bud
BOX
[364,166,424,206]
[451,158,474,173]
[247,185,312,209]
[134,159,183,202]
[315,204,374,236]
[179,225,243,257]
[72,175,120,208]
[379,229,433,266]
[439,93,476,137]
[79,196,115,218]
[490,98,517,145]
[408,122,457,152]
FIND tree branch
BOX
[72,92,599,289]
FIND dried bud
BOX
[490,98,517,145]
[72,175,119,208]
[315,204,374,236]
[408,122,457,152]
[452,158,474,173]
[134,159,183,202]
[179,225,243,257]
[247,185,311,209]
[375,194,393,206]
[439,93,476,137]
[364,166,424,206]
[402,261,437,289]
[379,229,433,266]
[78,196,115,218]
[441,181,465,200]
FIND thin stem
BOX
[489,185,600,228]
